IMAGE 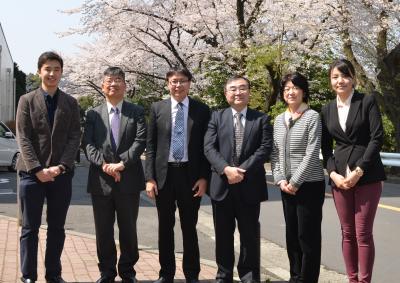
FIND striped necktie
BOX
[234,112,244,165]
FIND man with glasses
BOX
[145,67,210,283]
[82,67,146,283]
[204,76,273,283]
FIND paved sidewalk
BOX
[0,215,216,283]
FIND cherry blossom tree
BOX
[61,0,400,151]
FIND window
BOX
[0,122,8,138]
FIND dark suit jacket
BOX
[83,101,146,195]
[321,91,386,185]
[16,88,81,172]
[204,107,273,204]
[145,97,210,189]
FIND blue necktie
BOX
[172,103,184,161]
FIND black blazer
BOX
[321,91,386,185]
[83,101,147,195]
[145,97,211,189]
[204,108,273,204]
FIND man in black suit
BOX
[16,51,81,283]
[82,67,146,283]
[145,67,210,283]
[204,76,273,283]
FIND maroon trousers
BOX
[332,182,382,283]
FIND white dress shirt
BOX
[336,90,354,176]
[337,90,354,132]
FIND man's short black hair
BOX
[166,67,193,81]
[37,51,63,70]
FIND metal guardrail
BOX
[317,152,400,167]
[380,152,400,167]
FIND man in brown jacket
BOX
[16,51,81,283]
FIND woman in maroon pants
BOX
[321,59,386,283]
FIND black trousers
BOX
[281,180,325,283]
[212,187,261,283]
[91,190,140,279]
[19,171,73,281]
[155,164,201,281]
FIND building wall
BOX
[0,23,15,122]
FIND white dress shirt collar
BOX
[106,100,123,114]
[231,107,247,118]
[171,96,189,109]
[336,90,354,108]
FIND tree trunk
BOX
[265,63,280,111]
[377,43,400,154]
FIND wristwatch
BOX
[58,164,67,174]
[355,167,364,177]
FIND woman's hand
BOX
[330,172,352,190]
[279,180,296,195]
[343,170,361,188]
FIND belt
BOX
[168,162,189,168]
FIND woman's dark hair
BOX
[328,59,356,79]
[166,67,193,81]
[280,72,309,103]
[37,51,63,70]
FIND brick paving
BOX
[0,216,216,283]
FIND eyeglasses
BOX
[104,77,124,85]
[283,86,301,93]
[169,80,189,86]
[227,86,249,93]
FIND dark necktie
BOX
[234,112,244,165]
[110,107,120,150]
[172,103,184,161]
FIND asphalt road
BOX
[1,160,399,282]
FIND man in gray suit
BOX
[16,51,81,283]
[82,67,146,283]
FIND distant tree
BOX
[14,63,26,110]
[26,73,41,92]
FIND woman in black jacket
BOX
[321,59,386,283]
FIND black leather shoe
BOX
[45,276,66,283]
[20,277,35,283]
[122,276,138,283]
[95,276,115,283]
[186,279,199,283]
[154,277,173,283]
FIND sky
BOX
[0,0,90,74]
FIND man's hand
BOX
[102,162,124,182]
[223,166,246,184]
[35,169,55,182]
[103,161,125,175]
[146,180,158,200]
[47,166,61,177]
[192,178,207,197]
